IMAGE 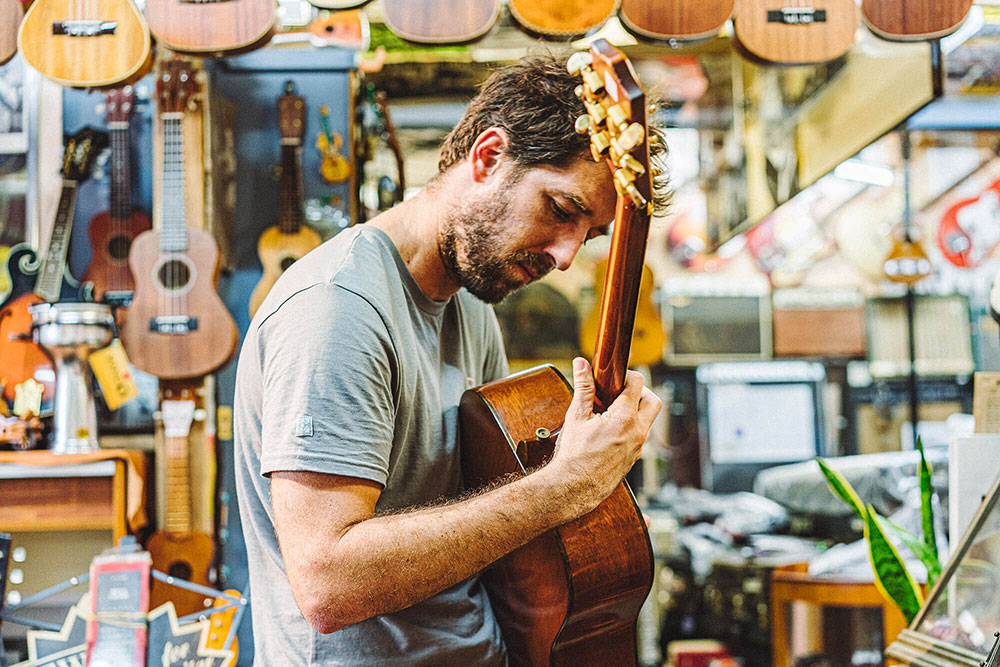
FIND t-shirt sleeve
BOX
[482,305,509,383]
[256,284,397,485]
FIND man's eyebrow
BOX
[559,191,593,216]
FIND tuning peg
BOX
[590,130,611,155]
[607,103,629,132]
[614,169,636,193]
[650,166,662,178]
[574,115,590,135]
[567,51,594,76]
[625,182,647,210]
[590,143,603,163]
[648,101,661,115]
[582,69,604,95]
[617,123,645,152]
[574,84,585,99]
[584,100,607,125]
[619,153,645,175]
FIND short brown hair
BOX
[438,53,671,212]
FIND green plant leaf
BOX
[816,457,865,519]
[916,437,939,563]
[865,504,924,624]
[878,514,941,587]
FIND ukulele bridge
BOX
[149,315,199,335]
[767,8,826,24]
[52,20,118,36]
[103,290,134,308]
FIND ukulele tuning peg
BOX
[574,115,591,135]
[618,153,645,175]
[617,122,645,152]
[566,51,594,76]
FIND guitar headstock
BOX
[157,60,199,115]
[569,39,652,216]
[160,381,198,440]
[105,85,135,124]
[277,80,306,144]
[61,127,108,182]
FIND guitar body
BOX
[147,529,215,617]
[144,0,276,54]
[862,0,972,41]
[733,0,860,65]
[0,0,23,66]
[123,227,238,379]
[509,0,617,39]
[0,292,51,405]
[82,209,152,302]
[460,366,653,667]
[382,0,500,44]
[619,0,734,41]
[249,225,321,318]
[18,0,151,87]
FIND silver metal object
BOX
[29,302,113,454]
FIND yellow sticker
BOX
[12,378,43,418]
[89,339,139,411]
[217,405,233,441]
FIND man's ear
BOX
[468,127,510,184]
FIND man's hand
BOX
[543,357,661,515]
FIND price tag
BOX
[13,378,43,419]
[89,339,138,411]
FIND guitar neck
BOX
[164,434,194,533]
[160,114,188,252]
[278,141,303,234]
[109,125,133,220]
[34,181,78,301]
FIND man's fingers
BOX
[568,357,596,418]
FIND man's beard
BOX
[438,184,553,304]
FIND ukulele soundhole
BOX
[107,235,131,261]
[168,560,193,581]
[280,256,297,272]
[158,260,192,290]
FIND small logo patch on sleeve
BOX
[294,416,314,437]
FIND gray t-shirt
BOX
[234,225,509,666]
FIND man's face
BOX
[439,158,616,304]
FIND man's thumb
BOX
[569,357,595,416]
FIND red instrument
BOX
[937,178,1000,269]
[459,40,654,666]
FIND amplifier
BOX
[772,287,866,357]
[866,294,974,378]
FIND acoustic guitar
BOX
[509,0,617,39]
[619,0,735,42]
[17,0,151,88]
[862,0,973,41]
[83,86,152,308]
[382,0,500,45]
[147,380,216,618]
[460,40,654,666]
[122,60,237,380]
[733,0,860,65]
[144,0,276,54]
[248,81,321,318]
[0,0,23,66]
[0,128,103,406]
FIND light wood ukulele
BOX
[249,81,321,318]
[733,0,860,65]
[144,0,276,55]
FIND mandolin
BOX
[249,81,321,318]
[0,128,103,406]
[460,40,654,666]
[862,0,973,41]
[0,0,23,67]
[733,0,860,65]
[144,0,276,55]
[619,0,735,42]
[509,0,617,39]
[17,0,151,88]
[83,86,152,309]
[382,0,500,45]
[122,60,237,380]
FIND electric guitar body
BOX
[734,0,860,65]
[619,0,735,41]
[18,0,151,87]
[862,0,973,41]
[0,0,23,66]
[144,0,276,54]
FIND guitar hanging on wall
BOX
[459,39,654,667]
[0,128,103,406]
[733,0,860,65]
[122,60,237,380]
[248,81,321,318]
[83,85,152,309]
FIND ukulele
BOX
[883,232,932,284]
[316,105,350,184]
[382,0,500,45]
[862,0,973,41]
[0,128,103,406]
[306,0,371,10]
[122,60,238,380]
[460,40,653,666]
[147,380,216,617]
[374,91,405,206]
[82,86,152,308]
[619,0,735,42]
[509,0,616,39]
[733,0,860,65]
[0,0,23,66]
[248,81,321,318]
[144,0,275,55]
[17,0,151,88]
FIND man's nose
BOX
[544,236,584,271]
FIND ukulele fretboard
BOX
[160,115,188,253]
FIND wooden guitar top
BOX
[862,0,973,41]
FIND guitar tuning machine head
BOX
[574,115,590,135]
[566,51,594,76]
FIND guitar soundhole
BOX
[159,260,191,290]
[280,256,296,272]
[168,561,193,581]
[107,235,130,260]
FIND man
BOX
[234,53,669,665]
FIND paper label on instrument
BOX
[89,339,138,411]
[12,378,43,419]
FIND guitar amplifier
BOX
[663,276,772,366]
[772,287,866,357]
[866,294,975,378]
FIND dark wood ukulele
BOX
[248,81,321,318]
[122,59,237,380]
[619,0,735,42]
[82,85,152,309]
[459,40,654,667]
[862,0,973,41]
[733,0,860,65]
